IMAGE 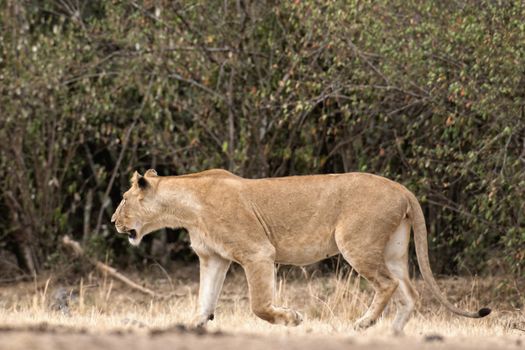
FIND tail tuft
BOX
[478,308,491,317]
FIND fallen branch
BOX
[62,235,156,297]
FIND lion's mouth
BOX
[128,229,137,240]
[116,224,142,246]
[116,225,137,240]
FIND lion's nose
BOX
[111,213,116,223]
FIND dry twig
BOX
[62,235,156,297]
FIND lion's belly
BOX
[273,230,340,266]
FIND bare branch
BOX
[62,235,156,297]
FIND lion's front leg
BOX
[193,254,231,328]
[243,259,303,326]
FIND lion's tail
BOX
[406,190,491,319]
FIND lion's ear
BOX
[131,171,141,185]
[131,171,149,190]
[145,169,158,177]
[137,176,149,190]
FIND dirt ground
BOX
[0,324,523,350]
[0,264,523,350]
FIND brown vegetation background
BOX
[0,1,523,281]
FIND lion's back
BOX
[181,168,239,179]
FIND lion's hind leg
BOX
[351,265,398,330]
[384,219,418,334]
[334,223,399,330]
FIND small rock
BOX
[49,287,78,316]
[149,323,186,337]
[424,334,444,342]
[121,318,147,328]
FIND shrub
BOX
[0,0,523,277]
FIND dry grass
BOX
[0,263,523,341]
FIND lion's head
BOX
[111,169,160,246]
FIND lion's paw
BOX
[353,317,376,331]
[192,313,214,328]
[288,309,303,326]
[277,308,303,327]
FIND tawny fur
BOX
[111,169,490,333]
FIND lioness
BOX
[111,169,490,333]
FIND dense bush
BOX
[0,0,523,277]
